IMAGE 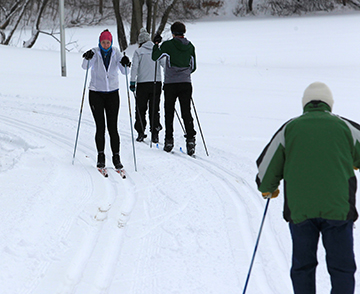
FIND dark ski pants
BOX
[89,90,120,155]
[289,218,356,294]
[134,82,162,134]
[163,83,196,141]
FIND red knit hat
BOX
[99,29,112,42]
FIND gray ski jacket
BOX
[130,41,164,84]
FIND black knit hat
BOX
[171,22,186,36]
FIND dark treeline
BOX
[0,0,359,50]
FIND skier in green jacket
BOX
[152,21,197,156]
[256,82,360,294]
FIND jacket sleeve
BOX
[191,43,196,73]
[256,123,288,194]
[113,48,126,75]
[152,43,167,61]
[130,51,139,83]
[340,117,360,168]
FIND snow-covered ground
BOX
[1,13,360,294]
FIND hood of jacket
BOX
[140,40,154,51]
[172,37,191,51]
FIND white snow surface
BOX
[2,13,360,294]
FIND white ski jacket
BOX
[130,41,164,84]
[82,46,126,92]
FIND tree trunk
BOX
[145,0,152,34]
[99,0,104,14]
[248,0,253,12]
[151,0,159,38]
[130,0,143,45]
[3,0,31,45]
[112,0,128,51]
[155,0,178,36]
[23,0,50,48]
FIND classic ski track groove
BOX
[0,110,137,294]
[125,144,244,293]
[0,114,97,294]
[1,104,287,293]
[172,148,289,293]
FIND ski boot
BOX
[186,138,196,156]
[136,133,147,142]
[112,153,123,169]
[163,138,174,153]
[151,125,162,144]
[97,152,105,168]
[151,131,159,144]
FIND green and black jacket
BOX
[256,101,360,224]
[152,37,196,84]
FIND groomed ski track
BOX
[0,94,294,294]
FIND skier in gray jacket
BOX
[130,28,164,143]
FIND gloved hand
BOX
[82,50,94,60]
[120,55,131,67]
[262,188,280,199]
[354,166,359,170]
[130,81,136,92]
[153,34,162,44]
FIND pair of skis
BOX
[98,167,126,179]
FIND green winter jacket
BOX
[256,101,360,224]
[152,37,196,84]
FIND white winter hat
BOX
[302,82,334,110]
[138,28,151,45]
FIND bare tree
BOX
[146,0,152,32]
[99,0,104,14]
[23,0,50,48]
[347,0,360,8]
[112,0,128,51]
[0,1,23,30]
[2,0,31,45]
[130,0,143,44]
[154,0,179,36]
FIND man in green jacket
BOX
[256,82,360,294]
[152,21,197,156]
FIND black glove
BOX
[82,50,94,60]
[120,55,131,67]
[153,34,162,44]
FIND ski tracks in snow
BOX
[167,145,292,293]
[192,147,293,293]
[0,95,292,293]
[105,141,273,294]
[0,98,139,294]
[57,171,138,294]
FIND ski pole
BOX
[124,55,137,172]
[150,60,158,148]
[190,97,209,156]
[242,198,270,294]
[72,60,90,165]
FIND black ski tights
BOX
[163,83,196,140]
[89,90,120,154]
